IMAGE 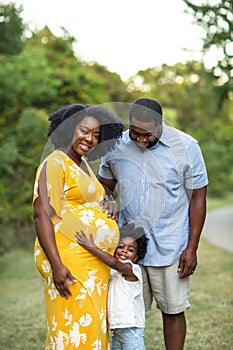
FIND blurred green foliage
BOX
[0,2,232,254]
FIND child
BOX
[75,223,148,350]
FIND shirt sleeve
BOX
[98,155,115,180]
[33,154,64,223]
[45,156,64,215]
[122,260,143,282]
[131,263,143,282]
[184,140,209,189]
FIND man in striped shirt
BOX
[98,98,208,350]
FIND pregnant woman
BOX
[33,104,123,349]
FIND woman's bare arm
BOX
[33,165,76,298]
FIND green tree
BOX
[0,2,24,55]
[84,62,134,103]
[0,22,133,253]
[0,108,49,253]
[183,0,233,107]
[23,26,92,108]
[182,0,233,196]
[23,27,131,107]
[127,61,216,134]
[127,61,233,196]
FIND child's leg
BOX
[111,328,145,350]
[111,330,122,350]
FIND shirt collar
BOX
[123,122,171,149]
[148,122,170,149]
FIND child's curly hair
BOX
[120,222,149,261]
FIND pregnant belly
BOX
[55,202,120,250]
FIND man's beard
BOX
[146,137,159,149]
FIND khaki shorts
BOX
[140,260,191,314]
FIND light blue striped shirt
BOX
[98,123,208,266]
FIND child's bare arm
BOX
[75,230,135,278]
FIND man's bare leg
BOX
[162,312,186,350]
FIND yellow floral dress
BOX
[33,150,119,350]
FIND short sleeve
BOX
[184,140,209,189]
[45,156,64,215]
[33,152,64,217]
[122,260,143,282]
[131,263,143,282]
[33,163,42,203]
[98,155,115,180]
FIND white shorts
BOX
[140,260,191,314]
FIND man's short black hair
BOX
[128,98,163,123]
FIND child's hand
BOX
[75,230,95,249]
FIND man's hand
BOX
[178,247,197,278]
[100,195,119,220]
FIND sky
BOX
[11,0,205,81]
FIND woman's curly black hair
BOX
[119,223,149,261]
[47,103,124,160]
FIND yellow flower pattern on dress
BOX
[33,150,119,349]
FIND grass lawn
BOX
[1,195,232,349]
[144,238,233,349]
[0,248,45,350]
[0,236,232,350]
[207,193,233,210]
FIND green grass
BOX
[145,238,233,349]
[207,193,233,210]
[0,195,232,349]
[144,189,233,349]
[1,238,232,350]
[0,250,45,350]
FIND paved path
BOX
[202,205,233,253]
